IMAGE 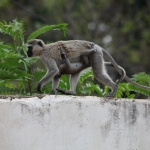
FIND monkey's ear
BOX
[38,41,43,47]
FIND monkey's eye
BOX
[38,41,43,47]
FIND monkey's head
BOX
[27,39,45,57]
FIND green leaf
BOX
[79,68,93,84]
[27,23,68,41]
[128,84,150,97]
[0,19,24,40]
[87,81,103,97]
[131,72,150,86]
[127,94,135,99]
[0,63,32,80]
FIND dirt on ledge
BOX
[0,94,48,100]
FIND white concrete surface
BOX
[0,95,150,150]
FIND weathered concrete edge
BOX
[0,95,150,150]
[0,95,149,112]
[0,95,149,103]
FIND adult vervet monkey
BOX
[27,39,150,97]
[27,40,124,95]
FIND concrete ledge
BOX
[0,95,150,150]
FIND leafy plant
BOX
[27,23,68,41]
[108,72,150,98]
[75,70,150,98]
[127,72,150,98]
[77,69,103,96]
[0,19,67,95]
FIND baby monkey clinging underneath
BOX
[27,39,150,97]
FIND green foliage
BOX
[114,72,150,98]
[127,72,150,98]
[115,83,135,99]
[59,75,70,91]
[0,19,67,95]
[128,84,150,98]
[77,69,103,96]
[0,19,24,41]
[77,71,150,98]
[130,72,150,86]
[0,22,29,94]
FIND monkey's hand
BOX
[60,51,66,60]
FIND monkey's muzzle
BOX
[27,45,33,57]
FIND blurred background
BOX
[0,0,150,80]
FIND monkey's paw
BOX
[56,88,66,94]
[60,51,66,59]
[37,84,43,93]
[50,90,56,95]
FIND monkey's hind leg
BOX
[90,52,118,97]
[81,48,97,66]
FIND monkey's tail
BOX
[102,47,150,90]
[125,76,150,90]
[105,62,126,83]
[102,48,123,75]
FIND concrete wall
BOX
[0,95,150,150]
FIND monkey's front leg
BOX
[37,69,59,93]
[37,59,60,93]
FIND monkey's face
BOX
[27,39,44,57]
